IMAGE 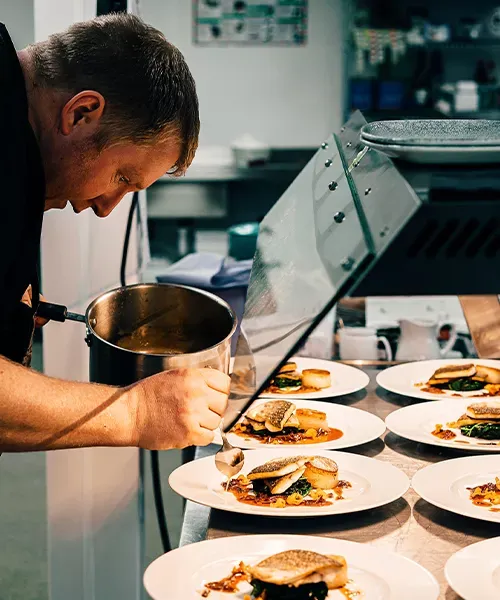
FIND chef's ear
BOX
[60,91,105,135]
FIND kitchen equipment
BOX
[424,23,451,42]
[457,17,482,39]
[360,119,500,163]
[296,305,336,359]
[412,455,500,523]
[358,140,500,164]
[144,534,440,600]
[396,318,457,361]
[217,398,383,450]
[38,283,237,385]
[156,253,252,355]
[222,110,500,433]
[361,118,500,146]
[378,81,405,110]
[231,134,270,168]
[228,222,259,260]
[377,358,500,402]
[350,79,374,110]
[169,448,409,518]
[258,357,369,399]
[339,326,393,361]
[446,537,500,600]
[214,427,244,480]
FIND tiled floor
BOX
[0,230,228,599]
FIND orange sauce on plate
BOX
[431,425,456,440]
[224,479,351,508]
[202,563,248,596]
[467,481,500,510]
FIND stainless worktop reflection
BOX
[179,367,500,599]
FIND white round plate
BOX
[168,448,409,518]
[144,534,439,600]
[445,537,500,600]
[259,357,369,399]
[217,399,386,450]
[386,398,500,452]
[377,359,500,401]
[413,455,500,524]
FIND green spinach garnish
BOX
[461,423,500,440]
[251,477,312,497]
[448,378,486,392]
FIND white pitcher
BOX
[339,327,393,361]
[396,319,457,361]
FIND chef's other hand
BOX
[129,368,230,450]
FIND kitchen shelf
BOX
[411,39,500,50]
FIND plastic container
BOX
[228,222,259,261]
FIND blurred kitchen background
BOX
[2,0,498,598]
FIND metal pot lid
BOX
[361,119,500,148]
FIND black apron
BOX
[0,24,45,366]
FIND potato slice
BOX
[302,369,331,389]
[303,457,339,490]
[296,408,328,431]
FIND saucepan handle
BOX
[37,301,86,324]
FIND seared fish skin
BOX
[247,456,312,480]
[246,401,296,432]
[432,364,476,379]
[247,549,347,588]
[467,401,500,419]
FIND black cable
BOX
[119,191,139,289]
[120,191,172,554]
[150,450,171,552]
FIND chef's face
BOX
[44,140,179,217]
[43,91,181,217]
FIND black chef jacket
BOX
[0,24,45,364]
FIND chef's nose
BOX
[95,190,128,218]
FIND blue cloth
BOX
[156,253,252,289]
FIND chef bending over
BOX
[0,14,229,452]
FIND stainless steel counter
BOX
[179,367,500,599]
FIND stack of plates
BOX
[360,119,500,164]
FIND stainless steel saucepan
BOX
[37,283,237,386]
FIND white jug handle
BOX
[439,322,457,357]
[378,335,393,361]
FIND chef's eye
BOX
[118,174,130,185]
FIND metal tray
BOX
[361,119,500,147]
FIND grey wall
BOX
[0,0,34,48]
[141,0,346,148]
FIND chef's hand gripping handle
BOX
[36,301,86,323]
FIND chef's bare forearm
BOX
[0,356,134,451]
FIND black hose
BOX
[150,450,172,552]
[120,191,172,554]
[119,192,139,289]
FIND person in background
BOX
[0,13,229,452]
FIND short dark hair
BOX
[28,13,199,175]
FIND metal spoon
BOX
[215,427,244,489]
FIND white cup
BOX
[339,327,393,361]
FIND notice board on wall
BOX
[193,0,308,46]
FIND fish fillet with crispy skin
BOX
[247,456,312,481]
[246,401,296,432]
[247,549,348,588]
[431,364,476,380]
